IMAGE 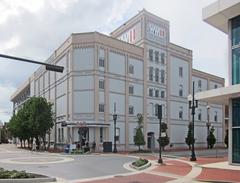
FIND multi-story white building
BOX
[10,10,225,151]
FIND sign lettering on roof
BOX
[146,21,168,45]
[117,21,141,44]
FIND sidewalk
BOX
[73,153,239,183]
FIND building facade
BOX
[11,10,224,151]
[200,0,240,164]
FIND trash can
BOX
[64,144,70,153]
[103,141,112,152]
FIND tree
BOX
[0,123,11,143]
[8,97,54,150]
[134,113,145,151]
[185,122,195,150]
[224,129,228,148]
[157,122,170,151]
[26,97,54,150]
[207,127,216,149]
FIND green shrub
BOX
[207,127,216,149]
[132,158,148,167]
[0,168,35,179]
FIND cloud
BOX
[144,0,228,80]
[0,0,143,121]
[0,0,228,121]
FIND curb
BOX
[0,177,56,183]
[196,179,237,183]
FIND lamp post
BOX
[188,82,198,161]
[157,104,163,164]
[113,103,117,153]
[206,105,211,149]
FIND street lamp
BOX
[113,102,117,153]
[188,82,198,161]
[157,104,163,164]
[206,105,211,149]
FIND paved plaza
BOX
[0,144,239,183]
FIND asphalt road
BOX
[0,144,136,181]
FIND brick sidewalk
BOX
[196,168,240,183]
[79,173,174,183]
[75,154,240,183]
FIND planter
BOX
[0,171,56,183]
[130,159,151,171]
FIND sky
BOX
[0,0,228,122]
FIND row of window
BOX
[98,104,136,115]
[99,80,139,96]
[100,103,219,122]
[149,49,165,64]
[148,88,165,98]
[196,80,218,91]
[99,58,135,75]
[149,67,165,83]
[178,107,218,122]
[100,79,180,98]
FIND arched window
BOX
[155,68,159,82]
[179,85,183,97]
[149,67,153,81]
[179,106,183,119]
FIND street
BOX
[0,144,136,182]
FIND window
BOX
[129,64,134,74]
[179,67,183,77]
[179,107,183,119]
[149,88,153,97]
[129,85,134,94]
[160,70,165,83]
[149,49,153,61]
[161,91,165,98]
[232,15,240,46]
[179,85,183,97]
[155,68,159,82]
[214,84,218,89]
[198,80,202,88]
[100,127,103,143]
[214,111,218,122]
[232,97,240,163]
[232,47,240,85]
[99,80,104,89]
[155,90,159,98]
[155,51,159,63]
[148,102,154,116]
[129,106,134,115]
[198,109,202,121]
[99,104,104,112]
[161,53,165,64]
[149,67,153,81]
[155,104,159,116]
[99,57,105,67]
